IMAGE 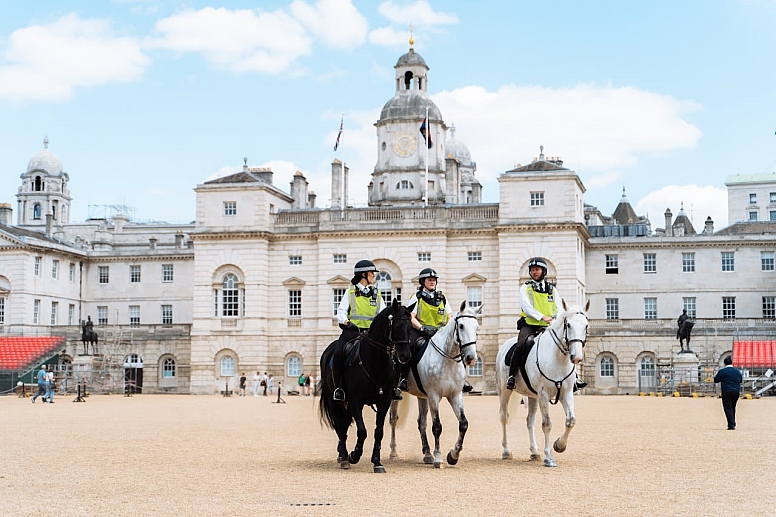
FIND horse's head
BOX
[370,299,413,364]
[560,299,590,365]
[453,300,481,367]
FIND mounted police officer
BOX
[332,259,401,402]
[398,268,452,392]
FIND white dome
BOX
[27,138,63,176]
[444,127,472,165]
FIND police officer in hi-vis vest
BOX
[398,268,452,392]
[332,259,401,402]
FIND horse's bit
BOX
[429,313,478,363]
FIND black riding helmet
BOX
[418,267,439,287]
[352,259,378,284]
[528,257,548,281]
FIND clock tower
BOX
[369,39,447,206]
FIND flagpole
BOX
[340,114,345,213]
[424,106,429,207]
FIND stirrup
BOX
[333,387,345,402]
[391,388,403,401]
[506,375,516,391]
[462,382,473,393]
[573,381,588,392]
[398,378,408,392]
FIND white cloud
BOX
[290,0,368,49]
[636,185,728,231]
[0,14,149,101]
[377,1,459,26]
[368,26,409,48]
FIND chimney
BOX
[308,191,317,209]
[343,163,349,207]
[290,171,308,209]
[331,160,343,208]
[175,231,184,249]
[664,208,673,237]
[113,213,129,233]
[704,216,714,235]
[149,236,157,250]
[0,203,12,225]
[45,213,53,237]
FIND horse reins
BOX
[429,313,478,363]
[354,314,412,398]
[533,311,588,405]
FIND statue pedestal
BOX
[673,351,700,384]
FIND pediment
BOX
[327,275,350,285]
[462,273,487,284]
[282,277,307,287]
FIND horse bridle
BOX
[358,313,413,364]
[537,311,588,405]
[429,313,478,363]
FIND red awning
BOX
[0,336,66,371]
[733,340,776,368]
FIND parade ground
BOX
[2,392,774,516]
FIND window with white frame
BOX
[375,272,400,304]
[69,263,75,282]
[639,356,655,379]
[97,306,108,326]
[332,288,346,317]
[33,299,40,324]
[220,356,235,377]
[286,356,302,377]
[288,255,302,266]
[605,254,618,274]
[397,180,413,189]
[749,193,757,204]
[223,201,236,216]
[771,192,776,203]
[683,297,696,319]
[288,290,302,318]
[50,301,58,325]
[68,304,74,325]
[130,265,141,283]
[749,211,758,221]
[682,253,695,272]
[333,254,347,264]
[600,356,614,377]
[763,296,776,320]
[467,251,482,261]
[643,253,656,273]
[771,211,776,221]
[644,298,657,319]
[605,298,619,320]
[761,251,775,271]
[418,252,431,262]
[721,252,735,272]
[722,297,736,320]
[52,260,59,279]
[163,357,176,378]
[161,305,173,325]
[34,256,41,276]
[98,266,109,284]
[222,274,239,317]
[162,264,174,282]
[0,297,5,325]
[467,357,483,377]
[467,286,483,309]
[530,192,545,206]
[129,305,140,326]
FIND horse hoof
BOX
[374,466,386,474]
[339,460,350,469]
[389,452,398,460]
[348,453,360,465]
[501,452,513,460]
[446,451,459,465]
[553,439,566,453]
[434,462,442,469]
[423,454,434,464]
[544,459,557,467]
[529,454,541,461]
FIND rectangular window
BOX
[467,286,483,309]
[418,252,431,262]
[643,298,657,320]
[68,304,75,325]
[0,297,4,325]
[161,305,173,325]
[467,358,483,377]
[530,192,545,206]
[683,297,697,319]
[467,251,482,261]
[333,254,347,264]
[69,263,76,282]
[771,192,776,203]
[213,290,218,317]
[130,265,141,283]
[761,251,775,271]
[129,305,140,326]
[50,301,58,325]
[223,201,236,216]
[749,193,757,204]
[52,260,59,279]
[721,252,735,272]
[763,296,776,320]
[749,211,758,221]
[682,253,695,273]
[97,306,108,326]
[288,290,302,318]
[98,266,110,284]
[600,358,614,377]
[332,288,346,317]
[288,255,302,266]
[605,298,619,320]
[34,256,41,276]
[33,299,40,324]
[162,264,174,282]
[643,253,656,273]
[722,297,736,320]
[771,211,776,222]
[605,254,618,274]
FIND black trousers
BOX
[721,391,739,429]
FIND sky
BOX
[1,0,775,229]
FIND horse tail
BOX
[393,394,412,430]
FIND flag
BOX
[333,117,343,151]
[419,117,432,148]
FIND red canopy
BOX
[0,336,65,371]
[732,340,776,368]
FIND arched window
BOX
[33,204,42,220]
[34,176,43,191]
[220,356,235,377]
[600,356,614,377]
[639,356,655,378]
[375,271,399,304]
[222,274,239,316]
[162,357,176,378]
[287,355,302,377]
[467,356,483,377]
[396,180,413,190]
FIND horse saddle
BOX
[343,337,362,367]
[504,333,538,367]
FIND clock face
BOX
[392,133,417,157]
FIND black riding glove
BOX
[421,325,437,337]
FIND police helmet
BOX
[418,267,439,286]
[528,257,548,280]
[354,259,378,275]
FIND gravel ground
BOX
[2,392,774,517]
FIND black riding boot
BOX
[332,349,345,402]
[506,356,518,390]
[398,362,410,392]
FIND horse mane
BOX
[367,299,404,340]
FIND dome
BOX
[379,94,442,123]
[395,48,428,69]
[26,138,63,176]
[445,127,471,164]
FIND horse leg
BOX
[417,398,433,464]
[335,419,350,469]
[446,392,468,466]
[428,396,443,468]
[526,397,541,461]
[388,400,399,460]
[553,390,576,454]
[370,403,389,473]
[538,394,556,467]
[499,385,513,460]
[348,404,367,466]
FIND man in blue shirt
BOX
[713,356,743,430]
[31,365,48,403]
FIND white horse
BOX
[496,300,589,467]
[388,300,481,468]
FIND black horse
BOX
[318,299,413,473]
[678,320,694,352]
[81,321,99,355]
